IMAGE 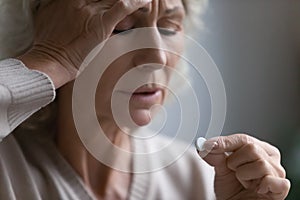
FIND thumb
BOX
[198,150,231,176]
[198,134,251,176]
[203,134,251,153]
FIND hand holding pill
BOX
[195,134,290,200]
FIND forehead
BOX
[115,0,185,29]
[146,0,185,16]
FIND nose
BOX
[132,28,167,71]
[134,48,167,71]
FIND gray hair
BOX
[183,0,208,32]
[0,0,207,59]
[0,0,208,132]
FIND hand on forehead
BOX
[114,0,185,30]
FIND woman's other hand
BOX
[19,0,151,88]
[198,134,290,200]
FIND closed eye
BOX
[113,27,178,36]
[158,27,177,36]
[112,28,134,35]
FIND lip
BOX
[133,86,163,94]
[118,86,163,106]
[131,89,163,106]
[119,85,164,94]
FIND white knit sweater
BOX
[0,58,216,200]
[0,59,55,139]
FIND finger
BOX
[257,175,291,200]
[203,134,252,154]
[256,140,282,160]
[198,150,232,176]
[198,150,227,167]
[103,0,152,28]
[234,159,274,190]
[65,0,86,8]
[86,0,102,3]
[86,0,118,10]
[226,143,269,171]
[203,133,280,157]
[227,144,286,180]
[235,159,275,181]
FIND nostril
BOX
[136,63,164,71]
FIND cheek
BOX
[164,36,185,64]
[166,51,182,71]
[176,35,185,56]
[95,65,125,107]
[171,54,182,67]
[97,54,134,89]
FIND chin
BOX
[130,109,152,127]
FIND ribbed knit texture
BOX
[128,139,151,200]
[0,58,55,140]
[0,129,215,200]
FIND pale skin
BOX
[18,0,290,199]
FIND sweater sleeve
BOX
[0,58,56,141]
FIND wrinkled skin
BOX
[18,0,290,199]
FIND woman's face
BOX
[95,0,186,129]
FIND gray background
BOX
[155,0,299,199]
[196,1,300,199]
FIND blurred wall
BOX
[194,0,300,199]
[196,0,299,139]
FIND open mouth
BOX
[132,86,162,95]
[118,86,163,105]
[133,91,158,95]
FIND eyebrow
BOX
[165,6,183,15]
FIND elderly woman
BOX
[0,0,290,199]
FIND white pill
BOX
[195,137,207,152]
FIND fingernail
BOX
[203,140,219,151]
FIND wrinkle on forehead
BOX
[115,0,185,29]
[140,0,184,17]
